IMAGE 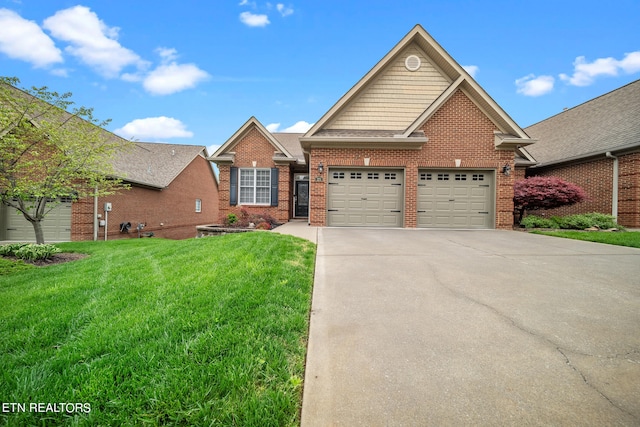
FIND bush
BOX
[0,243,29,256]
[520,215,557,229]
[1,243,61,261]
[514,176,586,224]
[225,213,238,226]
[521,213,622,230]
[555,213,621,230]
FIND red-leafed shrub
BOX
[514,176,586,224]
[255,222,271,230]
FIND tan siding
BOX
[326,44,451,131]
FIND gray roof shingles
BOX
[525,79,640,167]
[111,142,207,188]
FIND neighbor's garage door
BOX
[417,170,493,228]
[4,198,72,241]
[327,169,403,227]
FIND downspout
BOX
[605,152,618,220]
[93,186,98,241]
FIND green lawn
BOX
[0,233,316,426]
[533,230,640,248]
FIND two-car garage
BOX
[326,168,494,229]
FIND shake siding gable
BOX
[327,44,451,131]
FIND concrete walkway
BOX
[272,220,318,244]
[301,228,640,426]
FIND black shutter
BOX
[229,167,238,206]
[270,168,279,207]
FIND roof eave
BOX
[300,136,427,151]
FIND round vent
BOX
[405,55,421,71]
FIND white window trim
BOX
[195,198,202,213]
[239,168,271,205]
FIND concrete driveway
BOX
[301,229,640,426]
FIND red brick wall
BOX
[72,154,219,240]
[309,90,517,229]
[527,152,639,227]
[619,152,640,227]
[217,127,291,224]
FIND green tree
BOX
[0,77,131,243]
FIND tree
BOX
[513,176,586,224]
[0,77,132,243]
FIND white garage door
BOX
[417,170,494,229]
[327,169,404,227]
[3,198,72,241]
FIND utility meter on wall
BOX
[104,202,112,212]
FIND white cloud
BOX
[266,121,313,133]
[115,117,193,140]
[143,60,210,96]
[559,51,640,86]
[43,5,147,78]
[515,74,555,97]
[240,11,270,27]
[0,8,62,67]
[462,65,478,78]
[266,123,280,132]
[276,4,294,17]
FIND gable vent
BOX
[405,55,421,71]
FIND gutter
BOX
[605,152,619,220]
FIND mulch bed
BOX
[3,253,88,267]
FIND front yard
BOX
[0,233,316,426]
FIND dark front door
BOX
[295,180,309,217]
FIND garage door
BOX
[3,198,72,241]
[327,169,403,227]
[417,170,493,228]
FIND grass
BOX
[533,230,640,248]
[0,233,316,426]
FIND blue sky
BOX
[1,0,639,157]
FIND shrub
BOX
[225,213,238,226]
[255,222,271,230]
[514,176,586,224]
[555,213,621,230]
[520,215,557,229]
[12,244,60,261]
[520,213,622,230]
[0,243,29,256]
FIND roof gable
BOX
[210,116,298,164]
[305,24,531,142]
[525,79,640,167]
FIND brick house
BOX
[1,141,219,241]
[523,79,640,228]
[210,24,535,229]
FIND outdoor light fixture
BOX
[318,162,324,173]
[502,163,512,176]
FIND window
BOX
[367,172,379,180]
[195,198,202,213]
[437,173,450,181]
[350,172,362,179]
[472,174,485,181]
[419,173,432,181]
[455,174,467,181]
[332,172,345,179]
[385,172,397,180]
[239,169,271,204]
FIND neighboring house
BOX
[524,79,640,228]
[210,24,535,229]
[0,141,219,241]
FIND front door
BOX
[295,180,309,217]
